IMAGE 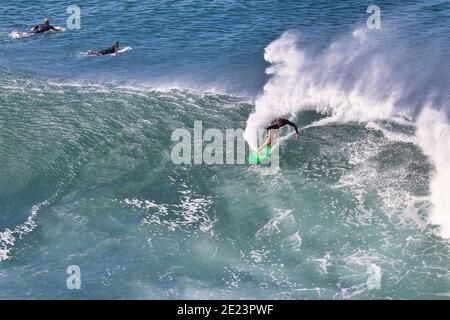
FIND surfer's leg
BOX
[257,132,272,152]
[87,50,101,56]
[267,131,272,147]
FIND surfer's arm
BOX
[284,119,300,139]
[283,119,299,134]
[111,46,119,56]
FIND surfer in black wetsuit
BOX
[30,19,61,34]
[87,41,120,56]
[257,118,300,152]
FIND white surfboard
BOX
[85,46,133,57]
[9,26,64,39]
[118,47,132,54]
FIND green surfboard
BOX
[248,145,272,165]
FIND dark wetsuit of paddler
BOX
[87,41,120,56]
[32,23,56,33]
[30,19,59,34]
[99,45,117,55]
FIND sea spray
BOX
[244,29,401,149]
[416,108,450,238]
[244,28,450,239]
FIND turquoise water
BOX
[1,1,450,299]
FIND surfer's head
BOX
[43,18,50,25]
[113,41,120,48]
[276,119,283,127]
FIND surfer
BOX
[30,18,62,34]
[87,41,120,56]
[257,118,300,152]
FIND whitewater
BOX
[244,28,450,239]
[1,0,450,299]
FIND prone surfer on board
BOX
[30,18,62,34]
[257,118,300,152]
[87,41,120,56]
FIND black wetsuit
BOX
[99,45,117,55]
[33,23,55,34]
[266,118,299,134]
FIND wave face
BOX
[1,0,450,299]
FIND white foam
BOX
[9,31,34,39]
[416,108,450,238]
[0,200,48,261]
[0,249,9,261]
[255,208,295,238]
[244,29,399,149]
[281,231,302,253]
[308,252,332,275]
[123,191,216,235]
[366,120,416,144]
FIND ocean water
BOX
[1,0,450,299]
